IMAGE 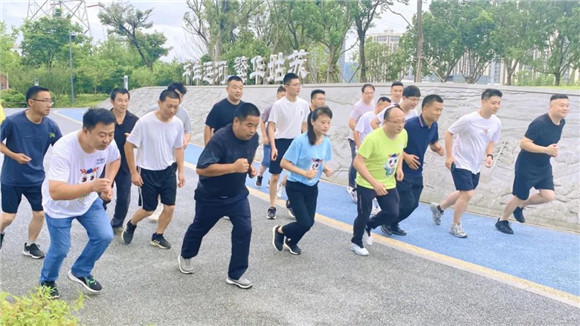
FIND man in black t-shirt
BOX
[179,103,260,289]
[203,75,245,145]
[496,94,570,234]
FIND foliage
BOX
[0,287,85,326]
[0,22,20,71]
[0,89,26,108]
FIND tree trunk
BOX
[415,0,423,83]
[554,73,561,86]
[358,31,367,82]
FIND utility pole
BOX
[415,0,423,83]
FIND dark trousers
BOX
[103,170,132,228]
[348,139,357,188]
[351,185,399,247]
[282,181,318,246]
[180,197,252,280]
[391,176,423,226]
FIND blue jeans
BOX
[40,198,114,283]
[261,144,271,168]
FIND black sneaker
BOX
[150,233,171,249]
[272,225,284,251]
[67,270,102,293]
[40,281,60,299]
[122,221,136,244]
[513,207,525,223]
[286,200,295,218]
[23,242,45,259]
[495,219,514,234]
[284,239,301,255]
[255,175,263,187]
[0,232,4,250]
[390,224,407,236]
[266,207,276,220]
[380,224,393,236]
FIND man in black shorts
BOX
[496,94,569,234]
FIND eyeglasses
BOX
[31,98,54,105]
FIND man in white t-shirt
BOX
[347,84,376,202]
[371,85,421,129]
[266,73,309,219]
[389,81,404,105]
[39,108,120,299]
[354,97,391,149]
[122,89,185,249]
[430,89,503,238]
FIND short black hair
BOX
[361,84,375,93]
[110,88,130,101]
[168,82,187,95]
[227,75,243,84]
[234,102,260,121]
[391,81,403,88]
[26,86,50,102]
[283,73,299,85]
[481,89,502,100]
[159,89,181,102]
[383,104,401,121]
[403,85,421,98]
[378,97,391,103]
[277,86,286,93]
[83,108,115,130]
[422,94,443,110]
[311,89,325,100]
[550,94,568,102]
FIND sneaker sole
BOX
[287,209,295,218]
[349,245,369,256]
[225,278,253,289]
[283,243,301,255]
[67,270,101,294]
[121,229,133,245]
[149,240,171,249]
[177,256,194,274]
[450,232,468,238]
[272,226,283,251]
[22,250,44,259]
[266,213,276,220]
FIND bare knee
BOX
[460,190,475,200]
[1,213,17,226]
[163,205,175,214]
[540,190,556,202]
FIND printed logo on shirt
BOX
[383,153,399,176]
[310,158,323,171]
[49,132,56,138]
[78,167,100,202]
[96,157,106,165]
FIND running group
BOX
[0,73,570,298]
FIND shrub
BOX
[0,89,26,108]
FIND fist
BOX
[233,158,250,173]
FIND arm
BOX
[268,122,277,160]
[0,142,31,164]
[183,132,191,147]
[444,130,454,170]
[196,158,249,177]
[353,154,387,196]
[203,125,214,146]
[175,146,185,187]
[485,142,494,168]
[124,141,142,187]
[370,117,380,130]
[348,117,357,131]
[353,131,361,149]
[281,158,316,179]
[100,158,120,201]
[430,142,444,156]
[396,152,404,182]
[49,178,111,201]
[301,122,307,133]
[520,136,558,156]
[259,120,269,145]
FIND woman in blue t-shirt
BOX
[271,106,333,255]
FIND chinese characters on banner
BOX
[183,50,308,85]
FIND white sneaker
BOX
[350,243,369,256]
[276,184,285,198]
[371,198,380,215]
[148,206,163,222]
[450,223,467,238]
[362,228,373,246]
[347,186,357,204]
[430,203,442,225]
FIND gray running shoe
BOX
[266,207,276,220]
[226,276,253,289]
[430,203,443,225]
[450,223,467,238]
[178,256,194,274]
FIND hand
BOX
[396,169,404,182]
[13,153,32,164]
[233,158,250,173]
[323,166,334,177]
[124,132,130,138]
[545,144,558,157]
[271,148,278,161]
[404,153,420,170]
[248,165,257,178]
[100,188,113,201]
[372,181,388,196]
[303,169,317,179]
[434,144,445,156]
[177,172,185,187]
[91,178,112,193]
[445,157,455,170]
[263,137,270,145]
[131,171,143,187]
[484,155,493,168]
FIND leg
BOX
[156,205,175,234]
[28,210,44,243]
[1,183,23,233]
[523,189,556,206]
[439,191,461,210]
[0,213,17,233]
[40,215,73,282]
[110,172,132,228]
[351,186,374,247]
[348,139,357,189]
[369,189,400,228]
[129,208,154,225]
[500,195,525,221]
[452,190,474,224]
[71,199,114,277]
[268,174,280,207]
[280,182,317,245]
[180,201,224,259]
[227,198,252,280]
[394,178,417,225]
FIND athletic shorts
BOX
[261,144,271,168]
[512,164,554,200]
[1,183,43,213]
[269,138,293,175]
[138,163,177,211]
[451,163,480,191]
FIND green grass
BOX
[54,93,109,108]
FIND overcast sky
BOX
[1,0,419,62]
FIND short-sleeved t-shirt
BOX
[448,111,501,174]
[42,131,120,218]
[403,115,439,178]
[349,99,374,140]
[283,133,332,187]
[268,97,309,139]
[148,104,192,134]
[355,111,376,143]
[517,113,565,168]
[126,112,184,171]
[261,104,273,139]
[111,110,139,175]
[205,98,245,133]
[376,106,418,126]
[195,124,259,205]
[356,128,408,190]
[1,111,62,186]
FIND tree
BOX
[98,2,169,70]
[361,38,402,82]
[0,22,20,76]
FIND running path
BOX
[55,108,580,305]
